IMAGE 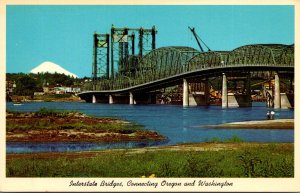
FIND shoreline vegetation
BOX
[10,94,84,103]
[6,142,293,177]
[6,108,294,177]
[6,108,165,143]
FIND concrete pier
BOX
[227,93,251,107]
[274,73,281,109]
[129,92,135,105]
[188,80,210,106]
[109,95,114,104]
[183,78,189,107]
[281,93,293,109]
[92,95,96,104]
[189,92,206,106]
[222,73,228,108]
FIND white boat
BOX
[13,103,23,106]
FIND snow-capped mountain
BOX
[30,61,78,78]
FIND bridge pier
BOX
[222,73,252,108]
[92,95,96,104]
[183,78,189,107]
[274,72,281,109]
[222,73,228,108]
[263,73,293,109]
[129,92,136,105]
[109,95,114,104]
[188,80,210,106]
[280,93,293,109]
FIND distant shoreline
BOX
[9,94,85,103]
[199,119,294,129]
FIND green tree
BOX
[7,72,82,95]
[14,75,40,96]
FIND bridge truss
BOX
[91,43,294,91]
[92,25,157,89]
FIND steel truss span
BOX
[87,44,293,92]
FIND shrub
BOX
[35,107,73,117]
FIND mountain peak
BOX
[30,61,78,78]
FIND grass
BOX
[7,107,77,117]
[6,143,293,177]
[206,135,244,143]
[7,120,143,133]
[6,108,143,133]
[6,109,294,177]
[35,107,76,117]
[6,108,165,142]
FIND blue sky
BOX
[6,5,294,78]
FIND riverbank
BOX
[200,119,294,129]
[10,94,84,102]
[6,142,293,177]
[6,109,165,143]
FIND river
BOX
[6,102,294,153]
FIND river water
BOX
[6,102,294,153]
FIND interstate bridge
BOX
[78,25,294,109]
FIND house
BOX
[54,86,81,94]
[43,85,55,94]
[6,81,16,94]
